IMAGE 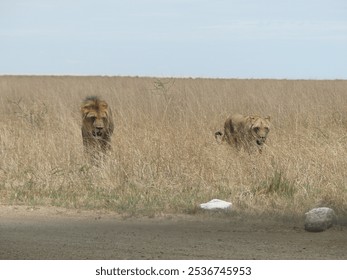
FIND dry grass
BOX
[0,76,346,216]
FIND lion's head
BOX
[80,96,114,153]
[248,115,271,148]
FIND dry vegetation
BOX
[0,76,346,217]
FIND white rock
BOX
[305,207,336,232]
[200,199,232,210]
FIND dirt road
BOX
[0,206,346,260]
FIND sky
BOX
[0,0,347,79]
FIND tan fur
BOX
[81,96,114,161]
[215,114,271,153]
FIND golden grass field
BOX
[0,76,346,217]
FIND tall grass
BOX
[0,76,346,216]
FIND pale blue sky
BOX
[1,0,346,79]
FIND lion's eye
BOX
[88,116,96,122]
[253,127,259,132]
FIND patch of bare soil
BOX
[0,206,346,260]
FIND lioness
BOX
[80,96,114,161]
[215,114,271,153]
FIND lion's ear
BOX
[80,105,89,116]
[99,101,108,110]
[265,116,271,121]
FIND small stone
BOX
[200,199,232,210]
[304,207,336,232]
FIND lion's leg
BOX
[223,119,234,145]
[228,121,239,149]
[224,128,233,145]
[232,136,241,150]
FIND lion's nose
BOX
[92,127,103,137]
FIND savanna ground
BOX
[0,76,346,259]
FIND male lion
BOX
[215,114,271,153]
[80,96,114,161]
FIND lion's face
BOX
[84,110,109,139]
[81,97,113,142]
[249,116,271,147]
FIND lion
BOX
[80,96,114,161]
[215,114,271,153]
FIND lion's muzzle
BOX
[92,128,104,138]
[256,136,267,146]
